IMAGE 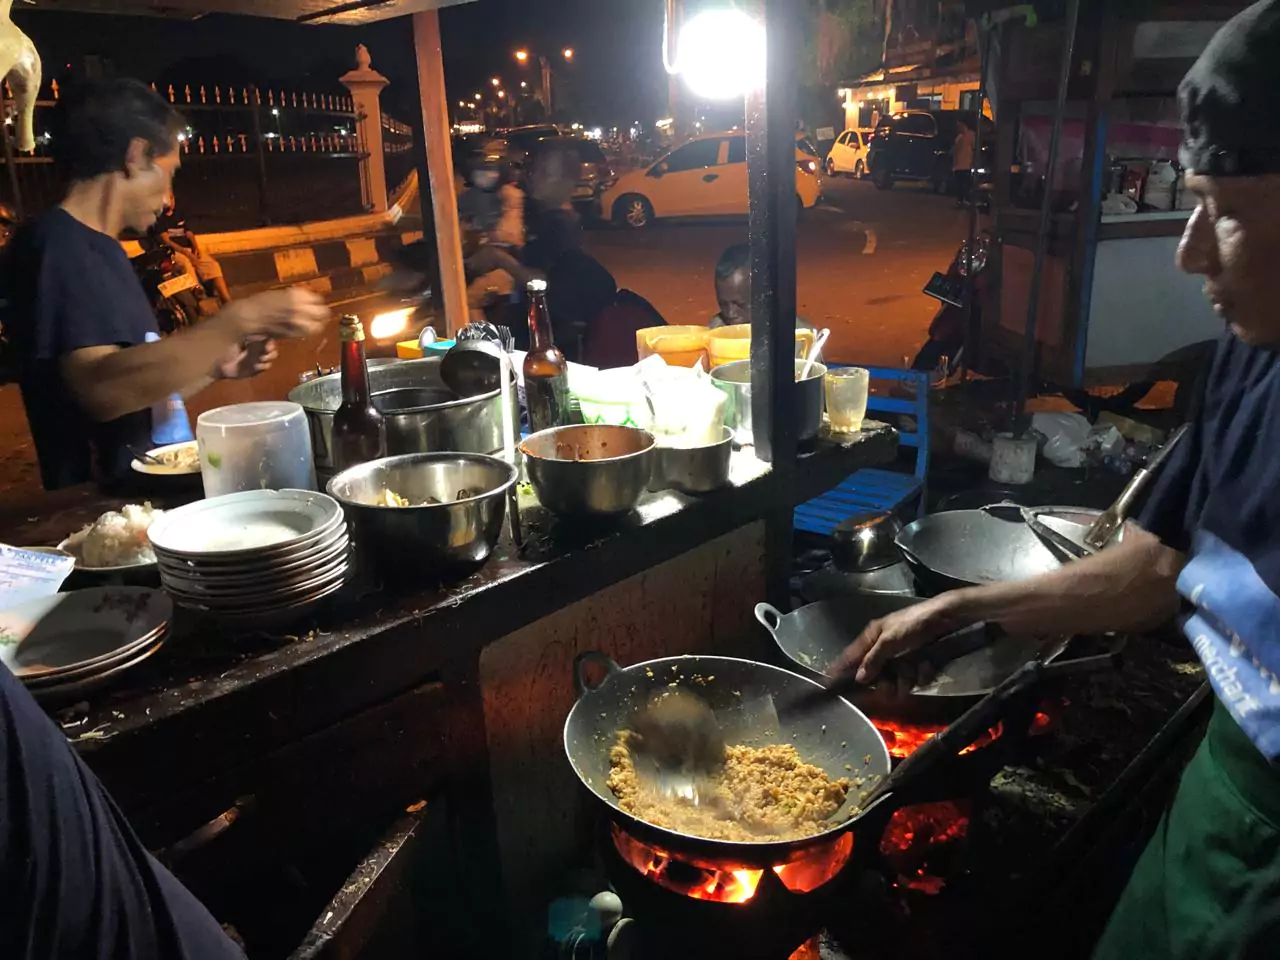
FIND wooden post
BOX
[412,10,467,337]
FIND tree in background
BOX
[799,0,884,145]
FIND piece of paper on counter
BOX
[0,544,75,610]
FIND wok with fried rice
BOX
[565,652,894,866]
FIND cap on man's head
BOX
[1180,0,1280,176]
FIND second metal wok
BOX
[564,652,892,867]
[894,505,1118,593]
[755,596,1071,723]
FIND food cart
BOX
[0,0,904,953]
[973,1,1245,397]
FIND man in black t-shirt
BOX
[831,4,1280,957]
[6,79,328,490]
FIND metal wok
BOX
[755,597,1071,724]
[895,505,1118,594]
[564,652,891,867]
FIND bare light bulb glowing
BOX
[675,9,765,101]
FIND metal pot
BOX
[288,358,510,478]
[564,652,891,867]
[521,424,655,517]
[710,360,825,446]
[647,427,733,495]
[326,453,516,569]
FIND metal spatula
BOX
[631,689,725,804]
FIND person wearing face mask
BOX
[4,79,328,491]
[459,155,524,322]
[828,4,1280,956]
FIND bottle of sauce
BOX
[332,315,386,469]
[523,279,570,433]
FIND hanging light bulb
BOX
[674,9,766,101]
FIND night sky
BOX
[16,0,672,127]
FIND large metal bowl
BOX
[710,359,826,446]
[326,453,517,568]
[288,358,510,478]
[520,424,655,517]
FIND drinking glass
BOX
[824,367,870,433]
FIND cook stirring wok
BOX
[833,4,1280,955]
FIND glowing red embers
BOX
[872,719,1004,759]
[880,800,971,894]
[609,823,854,905]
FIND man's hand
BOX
[214,337,278,380]
[828,592,974,684]
[221,287,329,341]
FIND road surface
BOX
[0,176,968,502]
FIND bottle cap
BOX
[339,315,366,342]
[526,278,548,294]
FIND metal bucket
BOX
[288,357,508,478]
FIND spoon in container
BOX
[800,327,831,380]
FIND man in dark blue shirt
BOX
[833,3,1280,957]
[5,78,328,490]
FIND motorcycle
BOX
[911,234,990,381]
[132,245,205,334]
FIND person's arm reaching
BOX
[59,288,326,422]
[832,525,1185,683]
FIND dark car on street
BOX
[866,109,993,192]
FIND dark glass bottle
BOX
[523,279,571,433]
[332,315,386,469]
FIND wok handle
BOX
[754,602,784,637]
[574,651,622,696]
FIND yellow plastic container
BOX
[635,325,712,370]
[706,324,815,369]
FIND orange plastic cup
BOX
[706,324,814,369]
[635,325,711,369]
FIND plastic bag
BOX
[1031,412,1092,467]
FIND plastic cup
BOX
[196,401,316,498]
[824,367,869,433]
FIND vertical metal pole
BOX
[248,87,271,225]
[961,24,996,378]
[1,99,23,221]
[748,0,800,607]
[1014,0,1081,428]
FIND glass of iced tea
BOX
[824,367,870,434]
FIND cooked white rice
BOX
[64,502,164,568]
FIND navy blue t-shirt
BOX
[0,664,244,959]
[1140,332,1280,759]
[6,208,158,490]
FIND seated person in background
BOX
[709,242,816,332]
[152,193,231,308]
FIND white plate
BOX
[148,490,343,559]
[164,558,347,607]
[158,538,349,596]
[22,624,167,686]
[0,588,172,679]
[175,578,345,628]
[55,537,158,576]
[29,637,166,702]
[155,526,347,581]
[131,440,201,477]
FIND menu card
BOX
[0,544,75,611]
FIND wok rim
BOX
[563,653,892,860]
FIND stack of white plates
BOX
[147,490,348,628]
[0,587,171,701]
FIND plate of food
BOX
[57,503,164,583]
[131,440,200,476]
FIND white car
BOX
[601,131,821,229]
[825,128,872,179]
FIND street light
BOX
[515,49,529,63]
[673,9,765,100]
[520,81,528,89]
[474,92,483,101]
[496,89,505,99]
[490,77,501,87]
[563,47,574,61]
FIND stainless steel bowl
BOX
[326,453,517,568]
[520,424,655,517]
[648,427,733,494]
[830,510,904,572]
[710,359,826,446]
[288,358,511,478]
